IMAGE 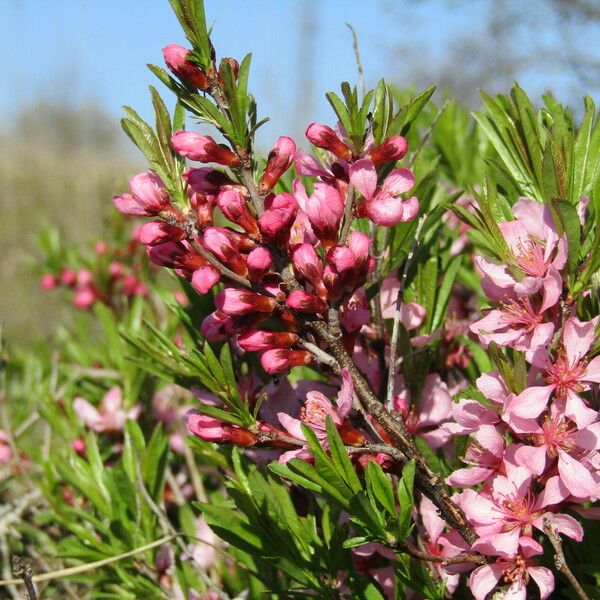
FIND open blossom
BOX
[379,276,426,327]
[277,369,363,461]
[469,542,554,600]
[469,266,562,356]
[349,158,419,226]
[475,198,567,300]
[73,387,141,433]
[507,316,600,428]
[459,462,583,557]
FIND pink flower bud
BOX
[40,274,57,290]
[113,171,170,216]
[171,131,240,166]
[72,438,86,457]
[260,349,312,374]
[347,231,371,264]
[163,44,209,90]
[191,265,221,294]
[246,247,273,280]
[328,246,356,273]
[187,413,258,445]
[138,221,185,245]
[203,227,248,276]
[94,240,107,255]
[286,290,327,313]
[109,262,123,279]
[258,193,298,242]
[77,269,93,286]
[368,135,408,165]
[147,241,205,272]
[260,136,297,193]
[73,284,98,309]
[292,244,327,298]
[201,311,232,341]
[60,269,77,287]
[293,180,344,248]
[305,123,352,160]
[217,189,258,234]
[184,167,233,194]
[237,330,298,351]
[216,288,278,315]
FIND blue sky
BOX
[1,1,597,149]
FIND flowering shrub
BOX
[3,0,600,598]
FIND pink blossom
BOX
[188,517,218,570]
[163,44,208,89]
[286,289,327,313]
[368,135,408,165]
[40,274,57,290]
[260,136,296,192]
[258,192,298,241]
[305,123,352,160]
[216,189,258,234]
[191,265,221,294]
[509,316,600,428]
[469,545,554,600]
[0,431,12,464]
[475,198,567,300]
[340,289,371,333]
[293,179,344,248]
[73,387,141,433]
[260,349,312,374]
[171,131,240,166]
[379,276,426,328]
[113,171,170,216]
[215,288,278,315]
[246,247,273,280]
[349,158,419,226]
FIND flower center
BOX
[501,555,528,584]
[300,400,329,430]
[500,298,542,332]
[545,355,587,398]
[512,239,547,278]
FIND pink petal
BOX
[557,449,598,498]
[514,444,547,476]
[476,372,508,405]
[113,193,147,216]
[565,390,598,429]
[366,194,419,226]
[498,219,530,249]
[420,496,445,543]
[539,265,562,312]
[471,528,520,557]
[582,355,600,383]
[101,387,123,414]
[563,316,598,367]
[349,158,377,201]
[512,198,546,239]
[336,368,354,417]
[446,467,494,487]
[509,385,554,419]
[527,566,554,600]
[542,512,583,541]
[468,564,503,600]
[572,422,600,450]
[73,398,103,431]
[379,167,415,196]
[536,475,570,508]
[277,413,305,440]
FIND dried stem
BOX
[339,184,356,244]
[544,516,591,600]
[345,23,365,99]
[12,556,37,600]
[385,214,426,409]
[395,543,485,566]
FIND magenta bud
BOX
[40,274,57,290]
[163,44,209,90]
[216,288,278,315]
[246,247,273,280]
[369,135,408,165]
[184,167,232,194]
[237,330,298,352]
[171,131,240,166]
[191,265,221,294]
[305,123,352,160]
[217,189,258,234]
[260,349,312,374]
[260,136,297,193]
[286,289,327,313]
[203,226,248,276]
[72,438,86,456]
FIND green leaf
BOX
[549,198,581,276]
[430,255,462,333]
[397,459,415,537]
[365,461,395,516]
[325,417,362,494]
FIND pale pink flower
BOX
[509,316,600,428]
[475,198,567,300]
[188,517,218,570]
[73,387,141,433]
[469,543,554,600]
[379,276,426,328]
[349,158,419,226]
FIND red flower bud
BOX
[260,349,312,374]
[260,136,297,193]
[163,44,209,90]
[216,288,278,315]
[237,330,298,351]
[368,135,408,165]
[171,131,240,167]
[305,123,352,160]
[286,290,327,314]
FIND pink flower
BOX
[260,349,312,374]
[513,411,600,498]
[187,413,258,445]
[202,227,248,276]
[470,267,562,356]
[163,44,208,89]
[446,425,505,486]
[73,387,141,433]
[509,316,600,428]
[216,189,258,234]
[305,123,352,160]
[246,247,273,280]
[40,274,57,290]
[469,545,554,600]
[188,517,218,570]
[475,198,567,300]
[215,288,278,315]
[113,171,170,216]
[340,289,371,333]
[237,330,298,352]
[277,369,362,461]
[260,136,296,192]
[368,135,408,165]
[191,265,221,294]
[349,158,419,226]
[138,221,185,245]
[258,193,298,242]
[0,431,12,464]
[293,180,344,248]
[286,289,327,313]
[379,276,426,328]
[171,131,240,167]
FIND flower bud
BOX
[217,189,258,234]
[191,265,221,294]
[138,221,185,246]
[292,244,327,298]
[216,288,278,315]
[203,227,248,276]
[184,167,233,194]
[72,438,86,457]
[260,136,297,193]
[114,171,170,216]
[201,311,232,341]
[163,44,209,90]
[40,274,57,290]
[237,330,298,352]
[246,247,273,280]
[368,135,408,165]
[60,269,77,287]
[260,349,312,374]
[171,131,240,167]
[187,413,258,446]
[286,290,327,313]
[258,193,297,242]
[305,123,352,160]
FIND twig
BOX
[12,556,37,600]
[0,490,43,536]
[339,184,356,245]
[410,100,449,168]
[183,441,208,503]
[347,444,407,463]
[395,543,485,566]
[297,340,340,373]
[346,23,365,99]
[543,515,591,600]
[0,536,177,586]
[13,413,40,438]
[385,214,426,408]
[0,536,19,600]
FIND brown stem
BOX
[544,515,591,600]
[339,184,355,245]
[12,556,37,600]
[309,320,477,545]
[395,543,486,566]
